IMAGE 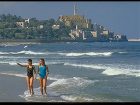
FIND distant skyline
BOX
[0,1,140,38]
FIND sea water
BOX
[0,42,140,102]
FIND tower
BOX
[74,3,77,15]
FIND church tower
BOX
[74,3,78,15]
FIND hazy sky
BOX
[0,1,140,38]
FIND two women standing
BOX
[17,58,49,96]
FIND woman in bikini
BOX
[17,59,36,96]
[38,58,49,95]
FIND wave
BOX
[0,50,128,57]
[0,72,26,78]
[60,95,94,102]
[20,87,66,102]
[8,62,63,66]
[0,60,64,66]
[118,52,127,54]
[64,63,105,70]
[15,51,46,55]
[48,77,97,89]
[0,42,39,47]
[102,67,140,77]
[19,75,96,102]
[20,86,121,102]
[0,72,64,81]
[2,61,140,78]
[58,52,113,57]
[0,52,9,54]
[60,95,122,102]
[0,56,35,59]
[64,63,140,77]
[0,50,47,55]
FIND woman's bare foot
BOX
[44,92,47,96]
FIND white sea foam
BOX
[64,62,140,77]
[0,72,60,81]
[24,45,28,48]
[8,62,63,66]
[0,56,35,59]
[0,52,9,54]
[0,42,38,47]
[0,50,47,55]
[60,95,94,102]
[0,61,30,65]
[20,87,45,102]
[0,72,26,78]
[20,87,64,102]
[61,95,122,102]
[64,63,105,70]
[13,50,46,55]
[0,51,128,57]
[102,67,140,77]
[118,52,127,54]
[58,52,113,57]
[48,77,97,89]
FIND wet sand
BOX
[0,74,53,102]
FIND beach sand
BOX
[0,74,55,102]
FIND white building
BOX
[102,30,109,35]
[114,34,122,39]
[52,25,60,29]
[91,31,97,37]
[39,25,44,29]
[25,19,30,23]
[16,22,24,28]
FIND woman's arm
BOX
[46,65,49,74]
[33,65,37,80]
[37,65,40,74]
[17,63,27,67]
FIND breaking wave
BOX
[64,63,140,77]
[60,95,94,102]
[64,63,105,70]
[48,76,97,89]
[58,52,113,57]
[0,50,47,55]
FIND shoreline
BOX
[0,74,26,102]
[0,73,55,102]
[0,39,128,43]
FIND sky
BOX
[0,1,140,38]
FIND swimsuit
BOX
[38,65,47,78]
[27,66,35,77]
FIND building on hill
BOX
[16,22,25,28]
[58,4,93,29]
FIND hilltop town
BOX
[0,4,128,42]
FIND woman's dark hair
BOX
[40,58,45,61]
[40,58,45,65]
[28,59,32,62]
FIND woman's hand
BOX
[34,76,37,80]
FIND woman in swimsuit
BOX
[17,59,36,96]
[38,58,49,95]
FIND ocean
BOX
[0,42,140,102]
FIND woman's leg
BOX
[30,77,34,95]
[43,76,47,95]
[39,78,43,95]
[26,77,31,95]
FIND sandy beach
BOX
[0,74,26,102]
[0,73,54,102]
